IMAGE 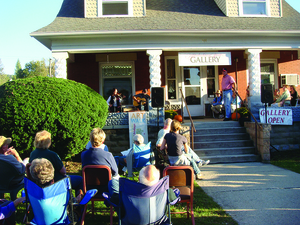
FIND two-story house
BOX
[31,0,300,119]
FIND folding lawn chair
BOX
[24,176,97,225]
[118,176,172,225]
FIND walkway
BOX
[196,162,300,225]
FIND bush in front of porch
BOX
[0,77,108,160]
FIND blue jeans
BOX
[69,175,83,194]
[223,89,232,118]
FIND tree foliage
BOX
[0,77,108,160]
[14,59,22,79]
[16,59,54,79]
[0,59,10,85]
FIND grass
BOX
[270,149,300,174]
[10,149,300,225]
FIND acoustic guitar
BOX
[133,97,147,107]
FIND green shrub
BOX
[165,110,178,119]
[0,77,108,160]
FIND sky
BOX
[0,0,300,75]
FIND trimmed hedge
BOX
[0,77,108,160]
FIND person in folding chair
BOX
[29,130,83,196]
[26,158,95,225]
[81,128,119,191]
[156,119,209,168]
[117,134,151,177]
[160,120,203,180]
[105,165,180,224]
[0,195,25,224]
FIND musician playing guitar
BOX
[133,88,151,111]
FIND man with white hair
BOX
[118,134,150,177]
[107,165,179,206]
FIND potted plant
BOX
[234,107,251,126]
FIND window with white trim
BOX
[239,0,269,16]
[98,0,133,17]
[100,62,134,105]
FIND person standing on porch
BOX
[221,68,236,121]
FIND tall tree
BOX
[14,59,22,79]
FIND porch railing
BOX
[234,90,262,153]
[180,88,196,150]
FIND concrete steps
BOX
[192,121,260,164]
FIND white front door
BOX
[182,66,205,117]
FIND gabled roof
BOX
[32,0,300,35]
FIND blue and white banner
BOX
[128,111,148,145]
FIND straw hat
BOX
[0,136,12,148]
[214,90,221,95]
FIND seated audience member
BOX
[29,130,83,194]
[211,90,223,118]
[272,85,291,107]
[81,128,118,178]
[30,158,83,201]
[0,136,26,188]
[85,140,109,152]
[290,85,298,106]
[133,89,151,111]
[0,196,25,223]
[231,91,241,113]
[273,89,280,102]
[160,120,203,180]
[156,119,209,167]
[107,165,179,207]
[118,134,151,176]
[107,88,125,113]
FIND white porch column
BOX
[245,49,263,117]
[52,52,69,79]
[146,50,163,125]
[146,50,162,88]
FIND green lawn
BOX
[270,149,300,174]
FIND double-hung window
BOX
[239,0,270,16]
[98,0,133,17]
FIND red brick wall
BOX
[67,53,99,92]
[278,51,300,95]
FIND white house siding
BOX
[270,0,281,17]
[85,0,98,18]
[227,0,239,17]
[133,0,145,17]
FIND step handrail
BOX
[180,88,196,150]
[233,89,262,153]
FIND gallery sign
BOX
[178,52,231,66]
[259,108,293,125]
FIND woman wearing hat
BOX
[0,136,27,168]
[211,90,223,118]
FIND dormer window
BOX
[98,0,133,17]
[239,0,270,16]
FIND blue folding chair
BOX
[127,142,151,177]
[118,176,172,225]
[24,176,97,225]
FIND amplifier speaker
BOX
[261,83,273,104]
[151,87,165,108]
